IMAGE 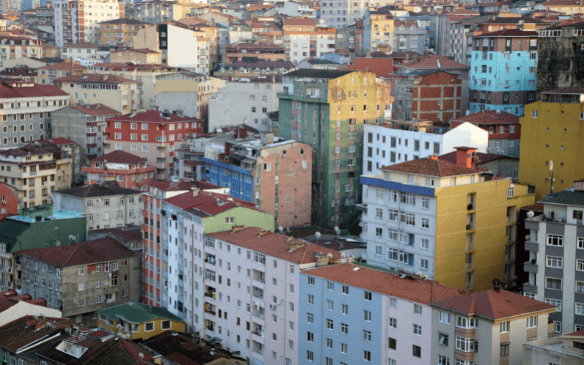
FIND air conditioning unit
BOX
[269,303,277,310]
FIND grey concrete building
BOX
[17,237,141,328]
[51,104,121,168]
[524,180,584,334]
[523,331,584,365]
[0,79,71,150]
[52,182,143,233]
[393,18,429,55]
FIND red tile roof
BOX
[91,150,146,165]
[106,110,201,124]
[68,104,121,116]
[432,289,557,320]
[149,180,221,191]
[64,42,99,49]
[451,110,519,125]
[38,61,87,70]
[565,329,584,337]
[91,62,174,71]
[208,227,343,264]
[45,137,77,146]
[474,29,538,37]
[165,191,261,216]
[52,73,137,84]
[400,55,469,70]
[439,151,514,166]
[282,18,316,26]
[17,237,136,268]
[0,316,78,352]
[305,263,466,305]
[0,292,45,313]
[0,83,68,99]
[380,158,480,177]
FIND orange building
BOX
[82,150,156,191]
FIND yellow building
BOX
[37,60,87,85]
[52,73,141,114]
[97,18,151,46]
[519,88,584,200]
[97,303,186,340]
[364,8,395,52]
[360,149,534,292]
[0,144,73,208]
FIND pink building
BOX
[0,183,18,221]
[82,150,156,191]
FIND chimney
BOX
[102,75,108,82]
[575,179,584,191]
[454,147,477,169]
[259,229,271,237]
[260,132,274,145]
[288,242,304,252]
[231,224,245,233]
[429,155,439,160]
[192,188,199,197]
[238,127,247,139]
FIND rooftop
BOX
[304,263,466,305]
[106,110,200,123]
[90,150,146,165]
[539,189,584,207]
[452,110,519,125]
[399,54,469,70]
[223,60,294,70]
[439,151,516,166]
[0,292,47,313]
[98,303,184,324]
[207,227,343,264]
[380,157,480,177]
[45,137,78,146]
[38,61,87,70]
[67,104,121,117]
[17,237,136,268]
[51,74,137,84]
[165,190,261,216]
[432,289,556,320]
[0,316,77,353]
[54,182,141,198]
[148,180,221,192]
[9,209,83,223]
[0,83,68,99]
[473,28,538,38]
[284,69,355,79]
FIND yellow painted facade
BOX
[519,98,584,200]
[98,316,186,340]
[368,14,395,51]
[434,179,534,292]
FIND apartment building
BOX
[0,144,74,207]
[140,179,227,306]
[52,182,143,232]
[360,151,535,292]
[524,330,584,363]
[469,29,538,116]
[391,55,470,122]
[82,150,155,191]
[37,60,88,84]
[133,22,210,74]
[536,22,584,96]
[97,302,185,340]
[51,104,121,166]
[213,60,295,82]
[0,204,86,293]
[431,288,556,365]
[451,110,521,157]
[362,121,488,175]
[208,75,281,132]
[363,8,394,53]
[0,80,70,149]
[300,263,465,365]
[132,0,198,24]
[322,0,393,28]
[281,18,335,64]
[153,71,225,122]
[152,191,274,330]
[449,14,495,66]
[203,132,312,228]
[519,88,584,199]
[54,0,125,47]
[223,42,286,64]
[523,179,584,333]
[278,69,392,227]
[201,228,346,365]
[104,110,203,180]
[0,36,42,68]
[18,237,140,327]
[97,18,151,46]
[52,73,142,115]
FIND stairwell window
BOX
[532,111,538,118]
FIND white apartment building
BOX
[208,75,281,133]
[202,227,346,365]
[321,0,395,28]
[54,0,125,47]
[363,121,488,175]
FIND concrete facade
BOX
[363,122,489,175]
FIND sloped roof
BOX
[38,61,87,70]
[90,150,146,165]
[164,191,260,216]
[148,180,221,192]
[473,28,538,37]
[98,303,184,324]
[451,110,519,125]
[55,182,141,198]
[45,137,77,146]
[17,237,136,268]
[141,332,242,363]
[99,18,151,25]
[225,60,294,69]
[68,104,121,116]
[439,151,515,166]
[432,289,556,320]
[400,55,469,70]
[304,263,466,305]
[105,110,200,123]
[51,74,137,84]
[282,18,316,26]
[0,292,46,313]
[284,69,355,79]
[207,227,342,264]
[0,316,76,352]
[380,158,480,177]
[0,83,68,99]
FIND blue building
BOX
[299,263,465,365]
[203,158,254,203]
[469,29,538,116]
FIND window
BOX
[145,322,154,331]
[456,336,474,352]
[363,330,371,341]
[326,319,333,329]
[438,355,450,365]
[414,304,422,314]
[577,303,584,315]
[364,291,372,301]
[532,111,538,118]
[500,321,510,333]
[413,345,421,358]
[547,235,563,247]
[306,351,314,361]
[363,350,371,362]
[341,342,348,354]
[307,294,314,304]
[501,344,510,356]
[341,323,348,334]
[161,320,171,330]
[527,316,538,328]
[440,311,451,324]
[79,268,85,275]
[389,297,397,308]
[546,278,562,290]
[439,333,449,346]
[79,299,85,307]
[545,299,562,312]
[364,310,372,321]
[307,313,314,323]
[413,324,422,335]
[327,281,334,291]
[421,218,429,229]
[342,285,349,295]
[308,277,315,285]
[326,300,333,311]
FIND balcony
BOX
[525,242,539,252]
[466,223,474,231]
[252,286,264,301]
[523,283,537,294]
[465,262,474,271]
[524,260,538,273]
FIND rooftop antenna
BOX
[334,226,340,238]
[315,231,321,244]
